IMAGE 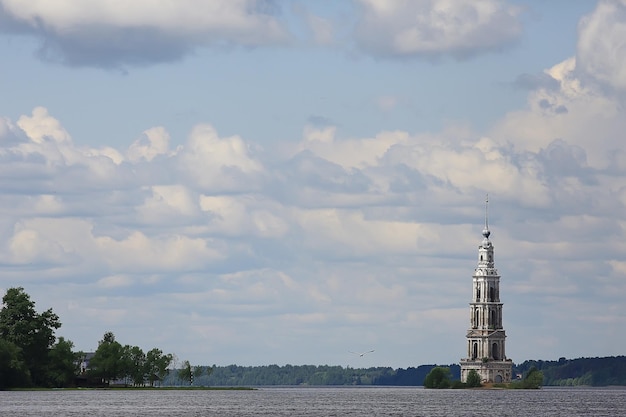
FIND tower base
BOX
[460,359,513,383]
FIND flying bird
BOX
[349,350,375,357]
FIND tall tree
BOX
[48,337,79,388]
[145,348,173,387]
[89,331,124,385]
[0,287,61,386]
[118,344,134,386]
[127,345,146,386]
[0,339,30,388]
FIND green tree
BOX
[48,337,79,387]
[465,369,482,388]
[145,348,172,387]
[511,366,544,389]
[0,287,61,386]
[118,345,134,386]
[0,339,30,388]
[117,345,149,386]
[127,345,146,386]
[522,367,543,389]
[423,367,451,388]
[89,331,124,385]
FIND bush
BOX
[423,367,452,388]
[466,369,482,388]
[510,367,543,389]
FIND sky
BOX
[0,0,625,370]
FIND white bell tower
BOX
[460,195,512,383]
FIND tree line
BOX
[515,356,626,386]
[161,363,463,386]
[0,287,174,389]
[81,331,173,387]
[3,287,624,389]
[164,358,626,388]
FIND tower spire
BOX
[483,194,490,239]
[485,194,489,229]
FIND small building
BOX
[78,352,95,375]
[74,352,106,388]
[460,197,512,383]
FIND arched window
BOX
[492,342,499,360]
[489,286,495,302]
[472,343,478,360]
[476,287,481,301]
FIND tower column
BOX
[460,196,512,383]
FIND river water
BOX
[1,386,624,416]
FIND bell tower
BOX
[460,195,512,383]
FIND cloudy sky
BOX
[1,0,625,370]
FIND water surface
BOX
[1,386,624,416]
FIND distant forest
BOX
[163,356,626,387]
[162,364,462,387]
[515,356,626,386]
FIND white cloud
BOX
[5,218,96,267]
[0,0,289,67]
[32,195,64,215]
[298,125,409,170]
[353,0,523,59]
[127,127,173,162]
[137,185,200,222]
[97,274,134,289]
[388,139,550,205]
[294,208,430,256]
[1,0,281,36]
[492,57,626,168]
[9,228,66,265]
[0,0,529,67]
[176,123,265,192]
[96,231,225,273]
[296,125,551,208]
[17,106,72,144]
[2,107,127,190]
[199,194,288,238]
[577,0,626,90]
